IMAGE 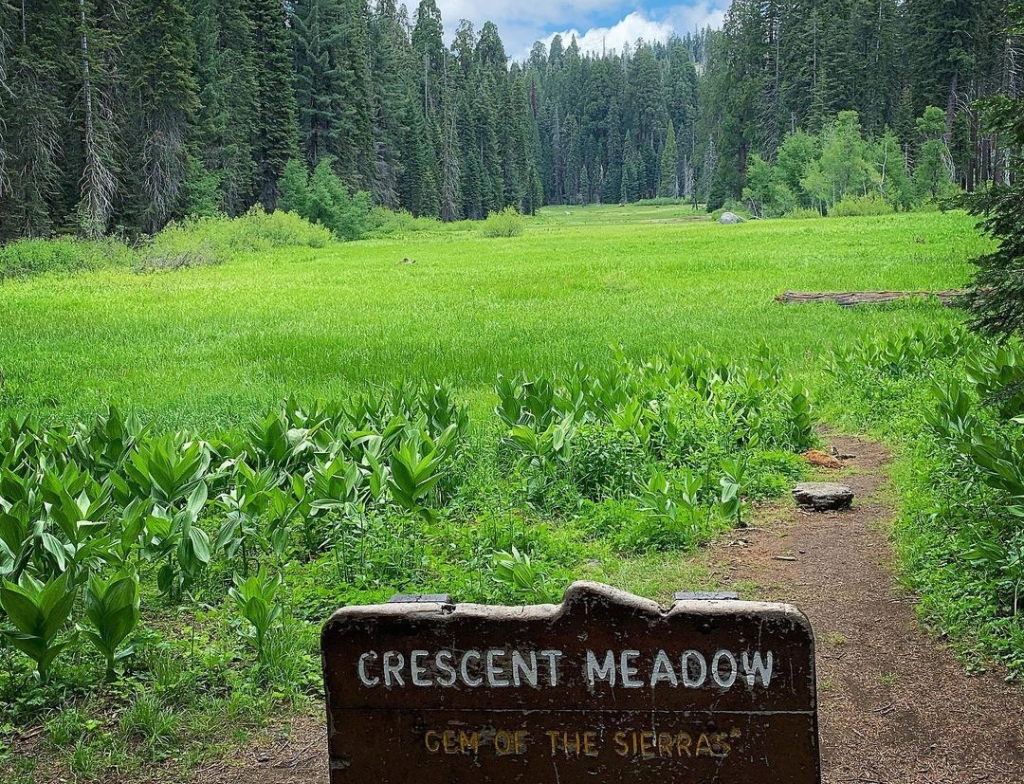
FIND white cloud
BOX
[426,2,730,62]
[539,12,676,59]
[664,1,729,35]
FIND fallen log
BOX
[775,290,965,307]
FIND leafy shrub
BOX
[829,194,894,217]
[0,237,132,281]
[482,206,525,237]
[783,207,823,220]
[366,207,444,238]
[279,158,371,241]
[140,208,332,269]
[570,422,647,501]
[636,197,691,207]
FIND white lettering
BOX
[383,651,405,687]
[539,650,563,686]
[620,650,643,688]
[357,651,379,687]
[681,650,707,688]
[650,649,678,687]
[435,650,457,687]
[410,650,431,687]
[486,650,510,687]
[460,650,483,687]
[742,651,774,687]
[712,650,738,689]
[511,650,538,687]
[585,650,616,687]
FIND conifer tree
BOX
[249,0,298,211]
[658,121,679,198]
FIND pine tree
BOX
[192,0,258,216]
[249,0,298,211]
[658,121,679,197]
[0,0,70,239]
[124,0,198,233]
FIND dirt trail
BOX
[712,436,1024,784]
[198,435,1024,784]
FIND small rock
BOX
[719,211,744,225]
[793,482,854,512]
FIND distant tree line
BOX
[0,1,1018,241]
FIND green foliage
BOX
[228,567,282,663]
[830,194,895,218]
[963,9,1024,342]
[482,206,525,238]
[140,207,333,269]
[913,107,957,203]
[278,159,371,240]
[823,324,1024,675]
[80,572,141,680]
[492,547,551,602]
[0,238,132,281]
[0,572,77,679]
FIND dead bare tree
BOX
[77,0,117,238]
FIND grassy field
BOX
[0,205,981,429]
[0,205,1005,783]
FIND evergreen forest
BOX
[0,1,1018,241]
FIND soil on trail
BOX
[714,435,1024,784]
[196,435,1024,784]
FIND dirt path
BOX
[198,435,1024,784]
[711,435,1024,783]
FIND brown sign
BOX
[322,581,820,783]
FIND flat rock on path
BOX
[793,481,854,511]
[715,435,1024,784]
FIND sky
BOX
[432,1,730,61]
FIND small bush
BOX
[0,237,132,281]
[783,207,824,220]
[482,206,525,238]
[570,422,647,500]
[636,197,691,207]
[279,158,372,241]
[829,194,894,217]
[140,208,333,270]
[366,207,443,238]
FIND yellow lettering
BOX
[459,731,479,755]
[494,730,513,756]
[676,732,693,758]
[424,731,440,754]
[658,732,674,758]
[547,731,561,756]
[442,730,459,754]
[583,731,598,758]
[515,730,529,754]
[614,731,629,757]
[695,733,714,757]
[640,731,657,760]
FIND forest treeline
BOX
[0,0,1018,241]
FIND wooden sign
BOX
[321,581,821,783]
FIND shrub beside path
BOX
[197,435,1024,784]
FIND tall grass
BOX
[0,237,134,281]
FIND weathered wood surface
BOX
[775,290,964,307]
[322,581,821,784]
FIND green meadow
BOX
[3,205,1014,783]
[0,206,980,429]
